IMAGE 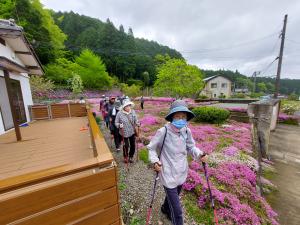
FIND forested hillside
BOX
[52,11,182,85]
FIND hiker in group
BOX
[115,100,140,163]
[147,100,208,225]
[140,95,144,110]
[103,97,110,128]
[108,100,122,151]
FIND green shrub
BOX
[198,94,208,99]
[280,118,299,125]
[95,116,101,124]
[218,93,226,99]
[139,148,149,164]
[250,92,263,98]
[288,93,299,101]
[231,93,246,98]
[192,106,230,124]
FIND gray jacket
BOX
[147,123,203,188]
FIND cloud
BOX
[41,0,300,78]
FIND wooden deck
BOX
[0,117,93,179]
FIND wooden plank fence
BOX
[29,103,87,120]
[0,107,122,225]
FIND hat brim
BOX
[122,101,135,109]
[165,106,195,122]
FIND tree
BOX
[71,73,83,98]
[128,27,134,37]
[45,57,74,85]
[153,59,204,98]
[119,24,125,33]
[142,71,150,87]
[74,49,112,89]
[266,82,275,93]
[121,84,142,98]
[30,75,55,100]
[257,82,267,93]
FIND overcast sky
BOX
[41,0,300,79]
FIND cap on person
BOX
[165,99,195,122]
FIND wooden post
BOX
[3,70,22,141]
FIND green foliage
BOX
[141,71,150,87]
[218,93,226,99]
[183,193,214,224]
[45,57,74,85]
[257,82,267,93]
[288,93,299,101]
[198,94,208,99]
[250,92,263,98]
[121,84,142,98]
[231,93,247,98]
[153,58,204,98]
[127,78,143,87]
[74,49,112,89]
[281,100,300,115]
[192,106,230,124]
[0,0,66,64]
[138,148,149,164]
[31,0,67,58]
[52,11,182,84]
[280,118,299,125]
[71,73,83,97]
[95,116,101,124]
[29,75,55,99]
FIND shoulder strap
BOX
[158,126,168,159]
[125,113,135,128]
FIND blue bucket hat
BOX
[165,100,195,122]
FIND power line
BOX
[179,32,279,54]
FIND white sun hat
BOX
[122,100,135,110]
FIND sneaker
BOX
[124,158,128,163]
[116,148,121,152]
[129,158,134,163]
[161,206,171,220]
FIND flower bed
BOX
[93,98,279,224]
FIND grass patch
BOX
[139,148,150,164]
[183,192,214,225]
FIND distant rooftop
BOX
[203,75,232,82]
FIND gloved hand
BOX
[119,123,124,128]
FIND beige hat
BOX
[122,100,135,110]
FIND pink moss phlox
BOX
[223,146,239,156]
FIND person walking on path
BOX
[140,96,145,110]
[115,100,140,163]
[103,97,111,128]
[147,100,208,225]
[108,100,122,151]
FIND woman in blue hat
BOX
[147,100,208,225]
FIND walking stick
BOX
[121,127,129,171]
[202,162,219,225]
[146,127,167,225]
[136,125,141,162]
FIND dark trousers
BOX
[123,134,136,158]
[162,185,183,225]
[111,125,121,149]
[141,102,144,110]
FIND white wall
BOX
[0,41,33,135]
[0,41,25,66]
[205,76,232,98]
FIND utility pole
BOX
[252,71,260,93]
[274,14,288,98]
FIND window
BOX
[213,94,217,97]
[211,83,217,88]
[221,83,227,88]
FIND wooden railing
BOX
[29,103,87,120]
[0,107,122,225]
